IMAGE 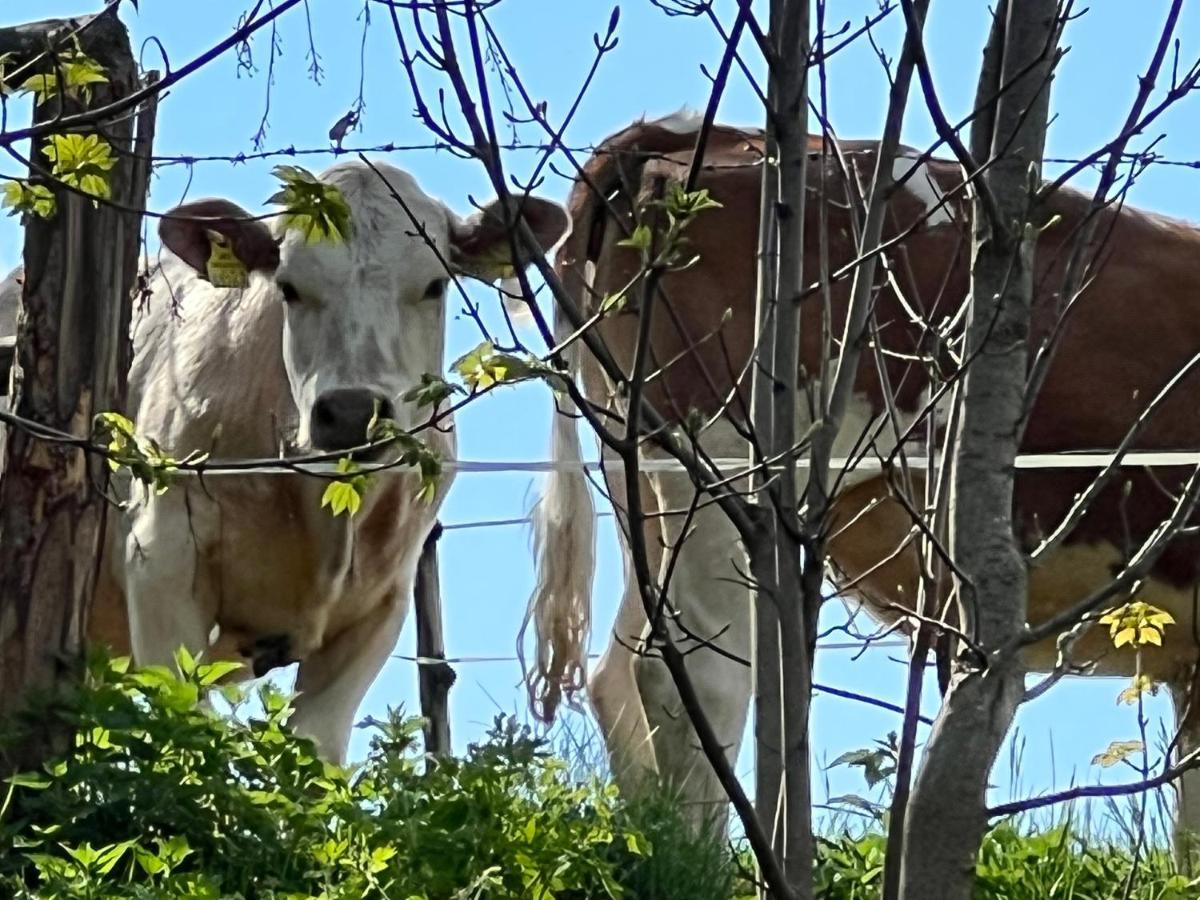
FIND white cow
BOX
[80,160,566,762]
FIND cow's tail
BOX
[520,111,724,722]
[521,261,597,723]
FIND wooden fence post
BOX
[414,522,455,756]
[0,9,155,768]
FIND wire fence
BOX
[164,450,1200,478]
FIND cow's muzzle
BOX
[310,387,395,455]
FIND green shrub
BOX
[810,823,1200,899]
[0,652,748,899]
[4,652,1198,898]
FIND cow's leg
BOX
[1169,672,1200,872]
[123,490,215,670]
[633,462,751,830]
[289,593,408,763]
[588,462,662,797]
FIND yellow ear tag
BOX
[205,229,248,289]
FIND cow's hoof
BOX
[248,633,295,677]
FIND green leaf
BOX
[93,410,188,494]
[616,224,652,252]
[268,164,353,244]
[19,43,107,104]
[321,457,368,517]
[197,659,245,685]
[830,746,896,788]
[93,840,136,875]
[659,183,723,218]
[623,831,647,856]
[43,133,116,202]
[452,340,542,391]
[173,645,197,678]
[5,772,51,790]
[1092,739,1144,768]
[402,373,464,410]
[600,289,629,313]
[2,180,56,218]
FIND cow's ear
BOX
[449,196,569,283]
[159,199,280,285]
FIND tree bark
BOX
[0,10,151,770]
[750,1,813,894]
[898,3,1059,898]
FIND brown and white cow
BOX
[526,113,1200,840]
[65,159,567,762]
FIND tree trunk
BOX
[0,10,152,770]
[750,1,813,894]
[898,3,1059,898]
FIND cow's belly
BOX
[828,475,1200,684]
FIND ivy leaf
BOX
[2,181,56,219]
[267,164,353,245]
[321,457,369,517]
[19,42,107,104]
[43,133,116,202]
[1091,739,1144,768]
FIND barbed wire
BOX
[119,141,1200,172]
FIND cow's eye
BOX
[422,278,448,300]
[277,280,300,304]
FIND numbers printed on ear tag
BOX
[205,229,249,289]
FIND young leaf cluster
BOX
[93,412,206,495]
[43,133,116,203]
[617,183,724,273]
[268,165,353,245]
[320,457,369,517]
[1,181,56,219]
[452,340,551,392]
[17,39,108,105]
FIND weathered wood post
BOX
[0,9,156,768]
[414,522,455,756]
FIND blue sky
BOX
[2,0,1198,833]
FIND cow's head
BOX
[159,160,568,453]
